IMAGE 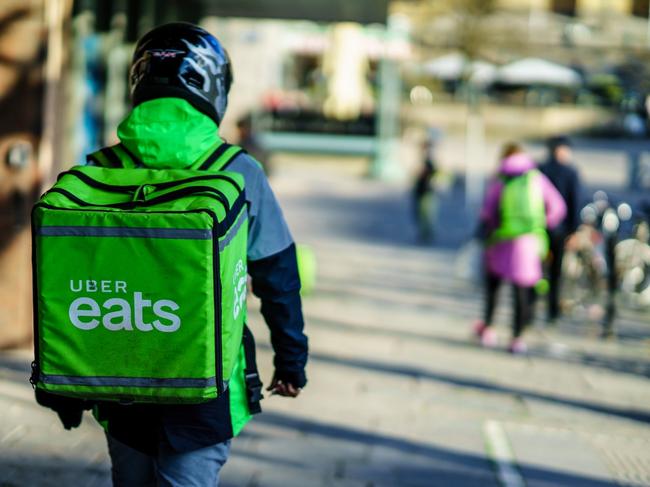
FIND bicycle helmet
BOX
[130,22,233,125]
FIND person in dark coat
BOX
[412,139,438,243]
[538,135,583,322]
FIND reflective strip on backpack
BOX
[38,226,213,239]
[219,210,247,251]
[40,373,217,388]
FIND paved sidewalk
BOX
[2,157,650,486]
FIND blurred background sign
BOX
[97,0,389,40]
[204,0,389,24]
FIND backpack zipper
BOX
[61,168,242,194]
[46,185,232,212]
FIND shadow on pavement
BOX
[526,342,650,379]
[287,176,473,250]
[252,411,618,487]
[263,341,650,424]
[289,165,648,252]
[306,313,650,381]
[0,353,31,375]
[291,191,417,247]
[313,283,480,317]
[0,455,107,487]
[227,447,308,470]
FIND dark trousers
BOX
[483,272,533,338]
[547,232,566,321]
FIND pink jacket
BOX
[481,153,567,287]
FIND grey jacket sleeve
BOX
[229,155,308,387]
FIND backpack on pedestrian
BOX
[30,141,259,405]
[488,169,549,256]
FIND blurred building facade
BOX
[0,0,396,347]
[0,0,66,348]
[0,0,648,347]
[499,0,649,17]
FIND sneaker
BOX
[599,328,616,340]
[481,328,498,348]
[472,321,498,348]
[508,338,528,355]
[472,320,487,338]
[546,317,559,328]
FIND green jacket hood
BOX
[117,98,220,169]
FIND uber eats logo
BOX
[232,259,246,320]
[68,280,181,333]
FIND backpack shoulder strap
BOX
[86,146,122,168]
[85,144,140,168]
[198,142,245,172]
[242,325,263,415]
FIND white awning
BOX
[495,58,581,87]
[422,53,497,85]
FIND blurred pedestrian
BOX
[412,138,438,243]
[237,113,272,175]
[473,143,566,353]
[538,136,583,323]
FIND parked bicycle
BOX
[615,202,650,311]
[560,191,641,336]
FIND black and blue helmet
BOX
[130,22,233,124]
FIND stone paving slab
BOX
[0,351,111,487]
[503,421,616,487]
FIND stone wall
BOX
[0,0,46,348]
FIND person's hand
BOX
[565,232,579,251]
[35,389,87,429]
[266,376,301,398]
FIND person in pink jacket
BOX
[473,143,566,353]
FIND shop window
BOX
[632,0,650,17]
[552,0,577,16]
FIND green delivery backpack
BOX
[488,169,549,257]
[31,145,250,404]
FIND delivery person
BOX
[35,22,308,486]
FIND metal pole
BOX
[372,15,404,180]
[647,0,650,48]
[372,52,400,179]
[528,0,541,39]
[464,90,485,211]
